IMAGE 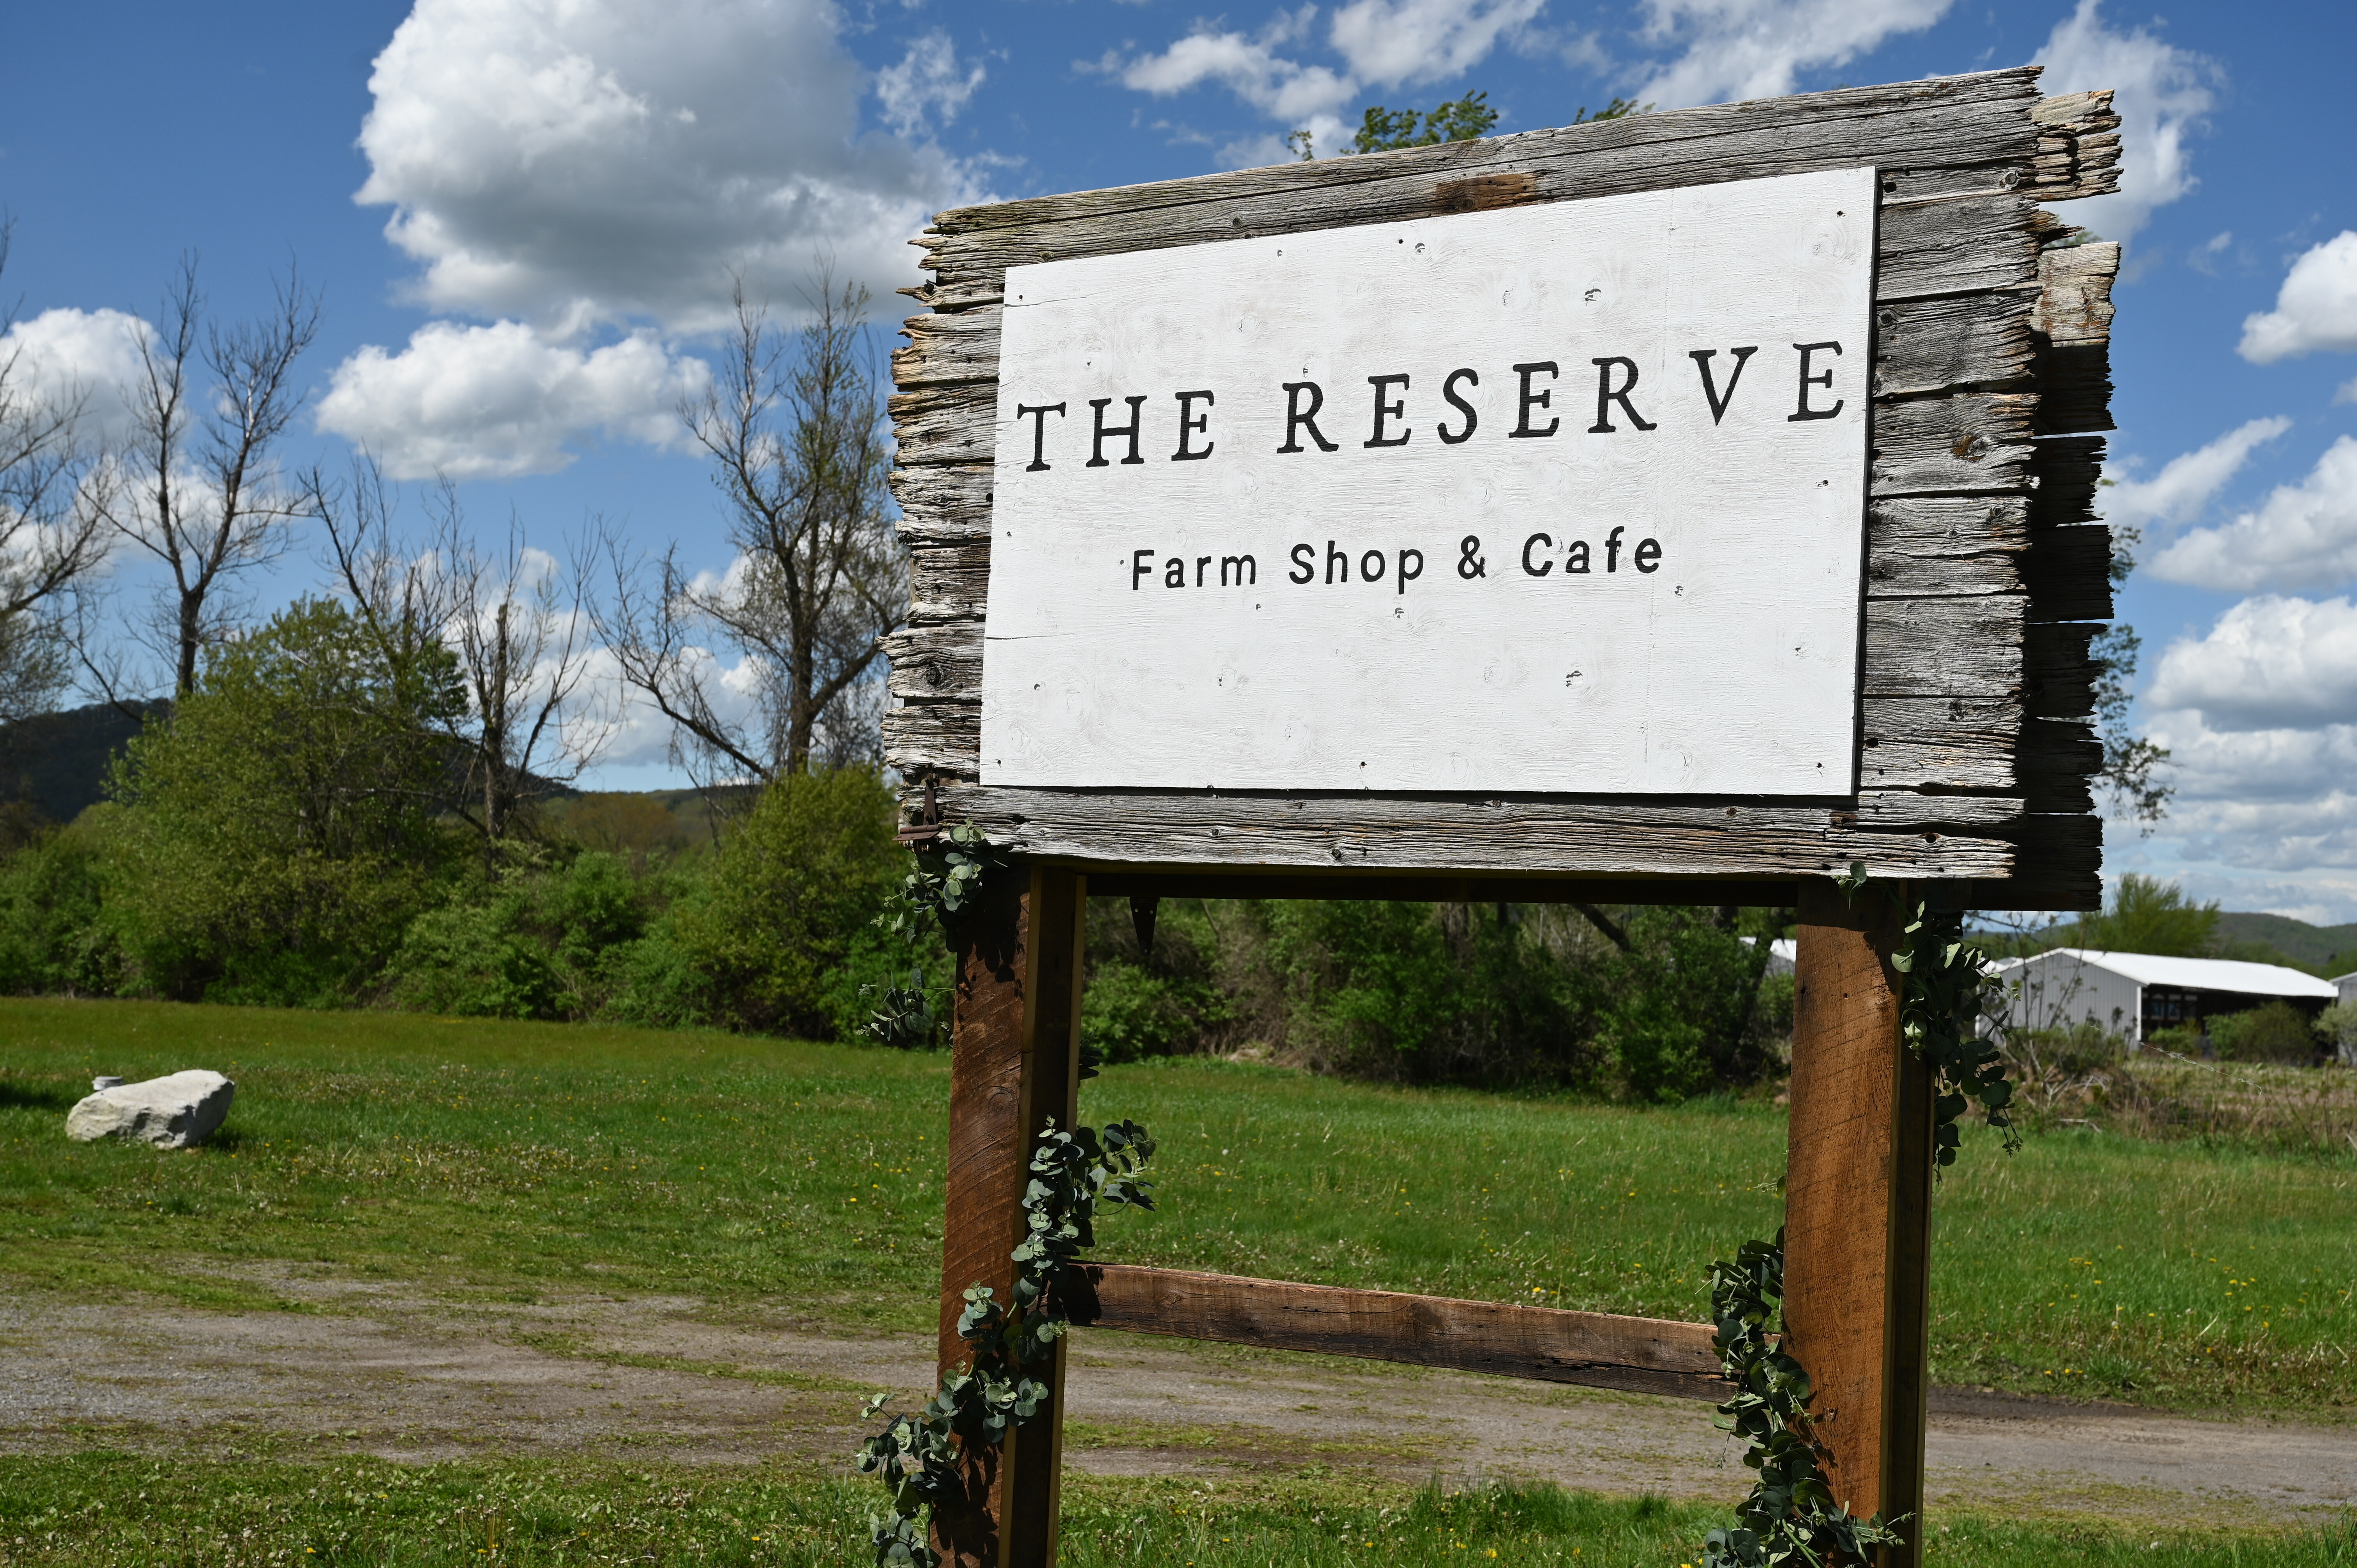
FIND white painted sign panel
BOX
[978,166,1876,794]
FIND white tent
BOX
[1988,948,2338,1045]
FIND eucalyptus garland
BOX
[864,822,1009,1049]
[1703,1231,1905,1568]
[854,1118,1155,1566]
[1700,871,2020,1567]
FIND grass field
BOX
[3,1451,2353,1567]
[4,998,2353,1416]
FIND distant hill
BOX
[0,701,167,827]
[2216,911,2357,978]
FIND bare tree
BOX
[82,254,321,704]
[318,458,611,858]
[602,271,903,784]
[0,219,108,725]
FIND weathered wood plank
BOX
[892,382,997,468]
[1874,192,2040,302]
[1866,497,2028,597]
[910,542,990,624]
[1069,1264,1730,1401]
[1856,791,2022,828]
[1869,393,2038,497]
[1862,598,2025,697]
[1874,293,2037,397]
[2020,523,2114,623]
[1078,872,1799,905]
[1787,883,1932,1558]
[2028,434,2105,529]
[2020,717,2103,815]
[915,75,2050,311]
[2029,90,2124,201]
[2034,240,2118,436]
[894,305,1000,390]
[921,784,2016,880]
[915,180,2041,313]
[1860,696,2020,791]
[884,700,981,777]
[891,462,993,545]
[929,72,2042,239]
[2025,622,2099,719]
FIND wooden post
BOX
[1784,880,1935,1568]
[931,862,1085,1568]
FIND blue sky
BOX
[4,0,2354,920]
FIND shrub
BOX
[0,811,124,996]
[2215,1000,2321,1065]
[667,768,906,1039]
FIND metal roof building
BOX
[1988,948,2338,1045]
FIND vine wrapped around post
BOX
[1702,1229,1903,1568]
[864,821,1011,1049]
[853,1119,1155,1566]
[1700,871,2020,1566]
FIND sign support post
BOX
[1785,881,1936,1568]
[934,864,1085,1568]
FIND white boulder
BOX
[66,1070,236,1148]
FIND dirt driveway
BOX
[5,1270,2350,1529]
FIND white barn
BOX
[1987,949,2339,1046]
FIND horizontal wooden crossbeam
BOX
[1067,1263,1730,1401]
[1081,872,1799,906]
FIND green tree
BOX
[1351,89,1502,152]
[102,596,465,1001]
[2070,874,2219,957]
[667,766,907,1037]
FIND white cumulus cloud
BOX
[2150,436,2357,593]
[2034,0,2216,242]
[1329,0,1548,85]
[2148,595,2357,734]
[354,0,977,336]
[1111,0,1542,162]
[2100,416,2290,536]
[2238,231,2357,364]
[0,307,156,448]
[316,321,711,480]
[876,30,988,140]
[1633,0,1951,110]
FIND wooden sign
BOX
[889,67,2121,906]
[983,168,1875,796]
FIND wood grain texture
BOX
[2028,90,2124,201]
[1069,1264,1730,1401]
[2032,241,2119,436]
[913,72,2050,311]
[916,784,2017,880]
[931,867,1085,1568]
[1080,872,1799,905]
[891,462,993,546]
[1785,883,1931,1562]
[1865,497,2028,598]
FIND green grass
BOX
[0,1452,2348,1566]
[2,998,2355,1414]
